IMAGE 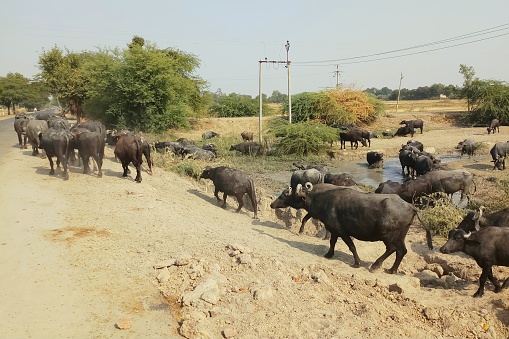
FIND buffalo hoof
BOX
[351,263,360,268]
[49,170,55,175]
[323,252,334,259]
[473,291,483,298]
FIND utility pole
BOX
[257,41,292,142]
[334,65,341,90]
[285,40,291,124]
[396,72,404,113]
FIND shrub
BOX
[170,161,202,180]
[418,196,466,238]
[268,119,336,156]
[282,89,384,125]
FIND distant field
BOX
[384,99,467,112]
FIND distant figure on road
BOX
[34,108,37,112]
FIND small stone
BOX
[223,327,238,338]
[156,268,172,283]
[253,287,273,300]
[116,318,132,330]
[423,307,440,320]
[389,283,403,294]
[238,254,252,264]
[175,258,191,266]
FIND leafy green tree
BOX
[38,47,90,123]
[464,79,509,124]
[209,93,265,117]
[459,64,476,112]
[267,90,287,103]
[23,81,50,110]
[84,37,206,132]
[0,72,30,114]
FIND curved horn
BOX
[296,184,303,194]
[287,186,292,196]
[304,182,313,191]
[463,232,471,239]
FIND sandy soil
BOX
[1,112,509,339]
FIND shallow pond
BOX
[264,154,462,195]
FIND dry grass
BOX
[384,99,467,113]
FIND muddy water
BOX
[264,155,462,194]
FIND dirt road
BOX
[1,114,509,339]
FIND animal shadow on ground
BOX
[492,299,509,326]
[187,188,256,219]
[253,228,365,268]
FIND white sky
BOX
[1,0,508,97]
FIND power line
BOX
[293,23,509,66]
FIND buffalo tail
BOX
[414,210,433,250]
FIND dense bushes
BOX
[208,93,273,117]
[283,89,384,125]
[268,119,337,156]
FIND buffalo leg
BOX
[47,156,55,175]
[23,135,27,149]
[488,267,503,293]
[474,266,490,297]
[92,154,102,178]
[370,241,398,272]
[134,164,142,183]
[221,193,228,208]
[324,233,339,258]
[81,155,89,174]
[387,241,407,274]
[340,235,361,268]
[17,133,23,148]
[214,189,222,203]
[234,194,244,213]
[121,160,129,177]
[60,156,69,180]
[298,213,312,234]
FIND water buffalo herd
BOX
[12,113,509,297]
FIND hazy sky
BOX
[1,1,508,97]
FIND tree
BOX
[84,37,206,132]
[459,64,476,112]
[38,47,90,123]
[209,93,263,117]
[23,81,51,110]
[464,79,509,124]
[267,90,287,103]
[0,72,30,114]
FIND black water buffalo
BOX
[202,143,218,156]
[270,183,340,235]
[487,119,500,134]
[35,111,64,121]
[459,139,478,157]
[39,127,72,180]
[114,134,144,183]
[324,173,357,186]
[14,114,30,149]
[202,131,219,139]
[154,141,184,155]
[440,227,509,297]
[26,119,49,155]
[290,183,433,273]
[399,148,417,177]
[241,131,254,141]
[181,145,216,160]
[420,169,475,204]
[376,179,433,206]
[400,119,424,134]
[70,128,105,177]
[109,131,153,174]
[456,206,509,233]
[358,129,378,147]
[290,168,324,191]
[366,151,383,168]
[200,166,258,219]
[393,125,414,138]
[490,142,509,170]
[47,117,71,130]
[339,130,367,149]
[229,142,262,155]
[77,121,106,141]
[412,154,434,176]
[406,139,424,152]
[293,162,330,174]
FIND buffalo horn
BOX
[304,182,313,191]
[463,232,472,239]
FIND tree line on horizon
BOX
[0,35,508,130]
